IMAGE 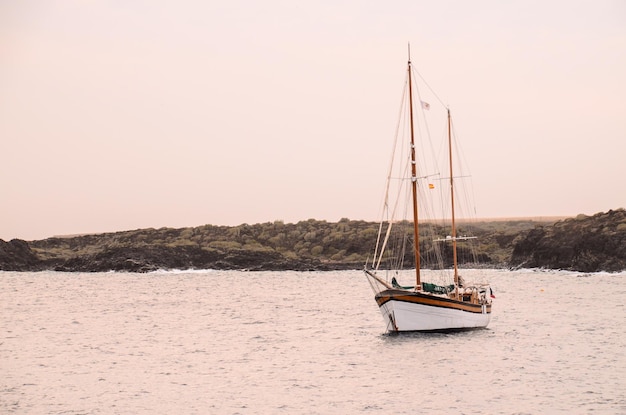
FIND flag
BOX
[421,101,430,110]
[428,183,435,189]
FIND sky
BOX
[1,0,625,241]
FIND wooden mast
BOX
[407,50,421,289]
[447,109,460,296]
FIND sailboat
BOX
[364,50,493,332]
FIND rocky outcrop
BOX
[510,209,626,272]
[0,239,43,271]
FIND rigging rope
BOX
[371,59,481,279]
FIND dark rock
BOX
[51,245,326,273]
[0,239,43,271]
[55,245,223,273]
[510,209,626,272]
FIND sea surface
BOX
[1,269,625,414]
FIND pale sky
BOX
[1,0,625,241]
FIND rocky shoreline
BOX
[509,209,626,272]
[2,209,625,273]
[0,238,352,273]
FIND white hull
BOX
[378,297,491,332]
[365,271,492,332]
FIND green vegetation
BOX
[14,217,555,272]
[5,212,625,272]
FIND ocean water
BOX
[1,269,625,414]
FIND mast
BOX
[407,52,421,288]
[447,109,459,293]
